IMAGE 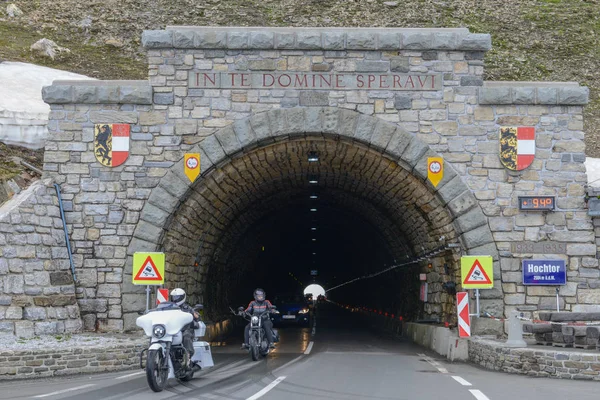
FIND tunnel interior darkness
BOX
[160,136,461,322]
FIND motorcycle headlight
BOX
[298,308,309,314]
[153,324,166,339]
[251,316,259,325]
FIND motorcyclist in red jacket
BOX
[242,288,275,349]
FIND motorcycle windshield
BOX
[136,309,193,337]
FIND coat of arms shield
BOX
[94,124,130,167]
[499,127,535,171]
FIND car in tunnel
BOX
[271,294,311,327]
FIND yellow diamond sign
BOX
[132,252,165,285]
[461,256,494,289]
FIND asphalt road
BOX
[1,306,599,400]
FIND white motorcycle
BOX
[136,302,214,392]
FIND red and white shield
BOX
[499,126,535,171]
[94,123,130,167]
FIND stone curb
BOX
[469,338,600,381]
[479,84,589,105]
[142,27,491,51]
[42,81,153,105]
[0,319,234,380]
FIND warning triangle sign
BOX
[463,259,492,285]
[134,256,164,282]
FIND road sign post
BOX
[456,292,470,338]
[461,256,493,317]
[133,252,166,312]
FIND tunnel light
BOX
[308,151,319,162]
[309,180,318,184]
[312,238,317,241]
[310,195,318,199]
[312,253,316,255]
[310,208,317,212]
[311,227,317,231]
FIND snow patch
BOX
[0,62,94,149]
[585,157,600,188]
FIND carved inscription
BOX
[189,72,442,91]
[511,241,567,254]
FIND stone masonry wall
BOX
[0,318,233,380]
[27,27,596,331]
[469,338,600,381]
[0,179,82,338]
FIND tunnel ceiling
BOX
[160,136,460,311]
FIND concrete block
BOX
[249,32,274,49]
[142,30,173,48]
[297,32,321,49]
[172,29,195,48]
[346,32,377,50]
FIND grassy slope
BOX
[0,0,598,181]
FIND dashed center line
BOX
[451,376,472,386]
[469,389,491,400]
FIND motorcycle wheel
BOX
[250,334,259,361]
[146,349,168,392]
[180,369,194,382]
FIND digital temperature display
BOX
[518,196,555,211]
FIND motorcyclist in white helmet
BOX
[170,288,199,363]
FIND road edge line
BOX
[33,384,96,398]
[304,341,314,355]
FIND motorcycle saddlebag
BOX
[194,321,207,338]
[191,341,214,368]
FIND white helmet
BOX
[170,288,186,306]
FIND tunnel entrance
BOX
[160,135,466,323]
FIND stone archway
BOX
[125,107,500,327]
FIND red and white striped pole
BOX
[456,292,471,338]
[156,288,169,305]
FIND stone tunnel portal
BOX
[159,134,465,323]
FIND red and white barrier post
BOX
[156,288,169,305]
[457,291,471,338]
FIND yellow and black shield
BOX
[94,124,113,166]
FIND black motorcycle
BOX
[233,307,279,361]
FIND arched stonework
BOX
[127,107,500,320]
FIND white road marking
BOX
[246,376,286,400]
[33,384,96,398]
[451,376,472,386]
[116,371,145,380]
[418,353,448,373]
[272,355,304,375]
[469,389,491,400]
[304,341,314,355]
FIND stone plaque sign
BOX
[511,241,567,254]
[189,72,442,91]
